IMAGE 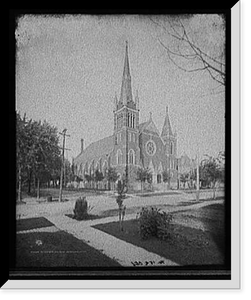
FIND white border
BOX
[3,3,240,289]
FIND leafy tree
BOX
[201,153,224,199]
[94,169,104,190]
[136,167,152,193]
[30,120,61,198]
[16,112,61,200]
[179,172,190,189]
[216,151,225,184]
[162,170,171,190]
[16,113,29,201]
[84,173,93,188]
[105,167,119,190]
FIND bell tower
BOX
[113,42,140,180]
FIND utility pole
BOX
[195,109,200,201]
[196,154,200,201]
[59,129,70,202]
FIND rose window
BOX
[146,140,156,156]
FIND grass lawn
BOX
[16,218,120,268]
[17,217,54,232]
[93,204,225,266]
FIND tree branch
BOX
[149,16,225,86]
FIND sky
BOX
[15,14,225,162]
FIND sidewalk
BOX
[17,189,224,267]
[45,199,223,267]
[45,213,179,267]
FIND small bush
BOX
[73,197,93,220]
[137,207,173,240]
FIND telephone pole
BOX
[196,154,200,201]
[59,129,70,202]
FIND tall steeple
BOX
[161,105,173,138]
[114,42,139,134]
[118,41,135,108]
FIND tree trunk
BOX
[28,169,32,194]
[17,166,22,202]
[33,175,36,193]
[37,178,40,199]
[212,181,217,199]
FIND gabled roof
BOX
[139,114,160,136]
[74,135,114,165]
[139,121,148,132]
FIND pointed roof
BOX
[161,106,173,137]
[122,41,130,79]
[139,113,160,136]
[113,93,118,111]
[118,42,135,109]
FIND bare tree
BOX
[149,15,225,88]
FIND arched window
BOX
[84,162,88,174]
[102,160,108,174]
[89,160,94,175]
[117,149,123,165]
[157,174,162,184]
[79,163,83,175]
[170,142,174,155]
[128,149,135,165]
[117,114,123,129]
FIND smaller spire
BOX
[161,105,173,137]
[114,93,118,110]
[149,112,152,120]
[135,89,139,109]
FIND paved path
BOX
[17,192,224,267]
[44,199,223,267]
[45,213,178,267]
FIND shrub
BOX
[73,197,93,220]
[137,207,173,240]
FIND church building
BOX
[73,42,178,190]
